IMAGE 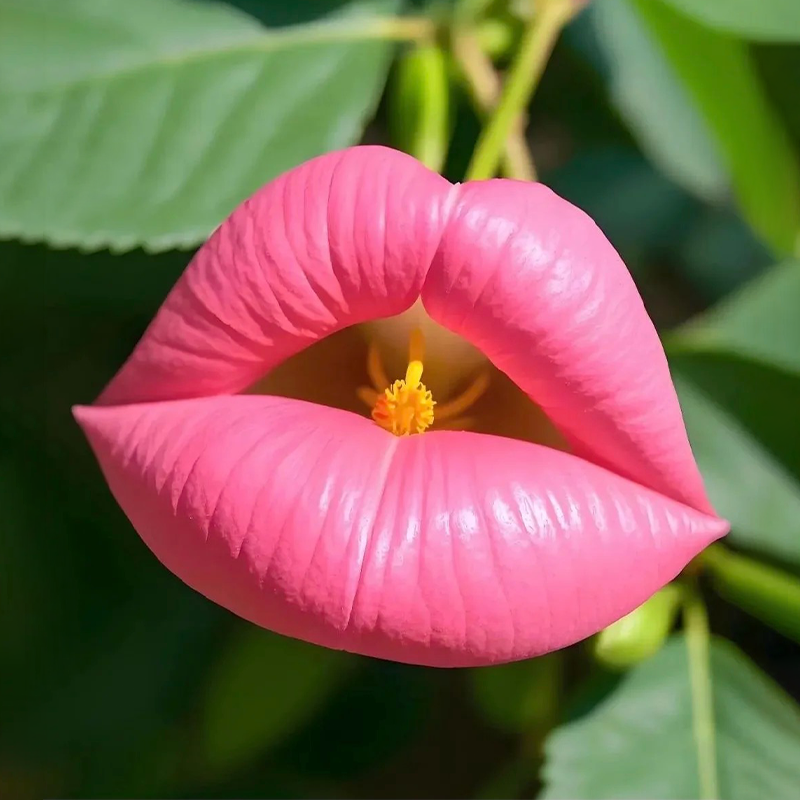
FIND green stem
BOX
[701,544,800,644]
[451,31,537,181]
[365,16,437,42]
[683,584,718,800]
[465,0,573,181]
[456,0,496,23]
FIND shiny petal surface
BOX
[96,147,710,512]
[75,146,728,666]
[75,397,726,667]
[99,147,453,405]
[423,180,710,511]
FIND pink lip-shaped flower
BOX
[74,146,727,667]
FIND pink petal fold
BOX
[99,148,453,406]
[75,397,725,667]
[423,179,711,511]
[74,145,728,666]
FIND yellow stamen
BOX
[405,359,424,388]
[367,341,390,391]
[357,328,490,436]
[408,327,425,363]
[434,415,476,431]
[369,329,435,436]
[356,386,380,407]
[435,371,490,421]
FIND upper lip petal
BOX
[97,146,454,408]
[75,145,728,666]
[423,178,713,512]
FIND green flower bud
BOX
[475,18,519,61]
[593,584,682,670]
[389,44,451,173]
[470,652,561,733]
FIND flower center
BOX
[357,328,490,436]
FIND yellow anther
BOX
[405,360,424,388]
[368,329,435,436]
[357,328,490,435]
[372,377,436,436]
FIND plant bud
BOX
[389,44,451,173]
[593,584,682,669]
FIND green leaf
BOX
[675,207,771,302]
[548,148,696,269]
[0,0,400,252]
[474,756,539,800]
[672,351,800,480]
[756,45,800,153]
[588,0,728,202]
[281,660,431,780]
[671,259,800,475]
[468,653,561,734]
[542,636,800,799]
[679,260,800,375]
[201,626,354,776]
[0,455,54,669]
[667,260,800,568]
[9,583,223,758]
[673,372,800,569]
[632,0,800,255]
[657,0,800,42]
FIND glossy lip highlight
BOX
[74,146,728,667]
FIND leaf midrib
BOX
[0,15,401,96]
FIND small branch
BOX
[456,0,497,24]
[466,0,573,181]
[359,15,437,43]
[683,583,719,800]
[283,15,437,47]
[451,32,537,181]
[451,30,499,112]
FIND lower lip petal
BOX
[74,395,728,667]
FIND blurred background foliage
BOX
[1,0,800,797]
